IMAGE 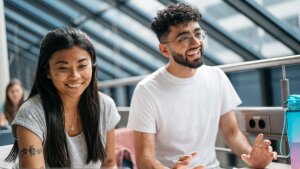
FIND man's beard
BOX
[170,48,204,68]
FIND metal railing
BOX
[98,55,300,88]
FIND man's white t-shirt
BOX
[127,65,242,169]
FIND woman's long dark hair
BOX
[6,27,106,167]
[4,78,24,123]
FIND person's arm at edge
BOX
[101,128,118,169]
[16,125,45,169]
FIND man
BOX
[127,3,277,169]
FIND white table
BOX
[236,162,291,169]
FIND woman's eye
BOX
[79,65,87,69]
[58,67,68,71]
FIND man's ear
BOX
[159,44,170,58]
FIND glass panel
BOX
[7,33,31,49]
[102,8,159,50]
[9,0,64,28]
[74,0,110,14]
[205,35,244,64]
[127,0,165,19]
[91,39,150,75]
[83,20,164,68]
[96,58,130,78]
[189,0,294,59]
[41,0,82,20]
[6,22,41,44]
[259,0,300,32]
[5,8,48,36]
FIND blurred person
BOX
[3,78,24,124]
[127,3,277,169]
[5,27,120,169]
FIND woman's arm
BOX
[16,125,45,168]
[101,128,117,169]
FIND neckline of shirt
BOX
[160,65,205,85]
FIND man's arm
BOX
[219,111,252,156]
[220,111,277,168]
[134,131,167,169]
[134,131,203,169]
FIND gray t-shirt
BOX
[11,92,121,168]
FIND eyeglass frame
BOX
[161,29,206,46]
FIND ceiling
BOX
[3,0,300,84]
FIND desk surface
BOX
[236,162,291,169]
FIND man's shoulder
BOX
[138,67,163,86]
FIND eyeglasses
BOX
[161,29,206,46]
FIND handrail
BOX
[98,54,300,88]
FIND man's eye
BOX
[195,32,202,37]
[179,36,189,41]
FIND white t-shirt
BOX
[127,65,241,169]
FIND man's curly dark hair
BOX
[151,3,202,42]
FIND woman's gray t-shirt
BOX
[11,92,121,168]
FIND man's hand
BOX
[241,133,277,168]
[172,152,204,169]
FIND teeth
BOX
[187,49,200,55]
[67,83,81,88]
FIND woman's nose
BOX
[70,68,81,79]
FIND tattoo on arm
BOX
[20,145,43,158]
[104,158,113,164]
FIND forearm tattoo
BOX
[20,145,43,158]
[104,158,113,164]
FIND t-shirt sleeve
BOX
[100,93,121,132]
[127,84,157,133]
[11,97,46,143]
[219,70,242,115]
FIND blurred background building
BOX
[1,0,299,107]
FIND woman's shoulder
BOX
[98,92,115,105]
[19,95,43,111]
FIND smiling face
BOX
[160,22,205,69]
[48,46,93,100]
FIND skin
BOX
[17,46,117,168]
[135,22,277,169]
[0,113,8,127]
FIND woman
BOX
[3,78,24,124]
[6,28,120,168]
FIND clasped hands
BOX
[172,134,277,169]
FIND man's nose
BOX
[190,35,202,46]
